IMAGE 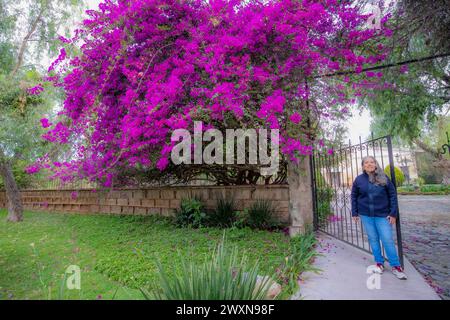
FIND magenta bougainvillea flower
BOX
[40,118,52,128]
[289,113,302,125]
[27,84,44,95]
[35,0,391,186]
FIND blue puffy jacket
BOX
[351,172,399,218]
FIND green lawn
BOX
[0,210,305,300]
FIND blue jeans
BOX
[360,215,401,267]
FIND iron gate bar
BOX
[345,141,355,245]
[311,135,404,267]
[358,136,367,251]
[386,136,405,267]
[347,141,359,248]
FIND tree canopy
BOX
[364,0,449,144]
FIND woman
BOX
[351,156,407,280]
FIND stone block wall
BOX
[0,185,290,223]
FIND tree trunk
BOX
[0,161,24,222]
[435,158,450,185]
[413,139,450,185]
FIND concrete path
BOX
[292,232,441,300]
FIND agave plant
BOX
[143,236,276,300]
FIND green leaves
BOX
[246,199,279,230]
[149,236,274,300]
[174,197,208,228]
[384,165,405,187]
[365,31,449,144]
[0,74,49,162]
[209,197,238,228]
[278,229,319,295]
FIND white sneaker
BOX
[392,266,408,280]
[372,263,384,274]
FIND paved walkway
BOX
[292,232,441,300]
[398,195,450,300]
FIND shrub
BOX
[397,185,415,192]
[231,210,248,229]
[246,199,278,230]
[416,177,426,186]
[145,237,275,300]
[316,187,334,223]
[397,184,449,194]
[174,197,207,228]
[420,184,450,194]
[209,197,237,227]
[384,165,405,187]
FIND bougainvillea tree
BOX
[34,0,392,187]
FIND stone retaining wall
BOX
[0,185,290,223]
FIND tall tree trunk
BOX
[0,161,23,222]
[435,158,450,185]
[413,138,450,185]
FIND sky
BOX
[82,0,373,143]
[346,108,372,144]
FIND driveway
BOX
[398,195,450,300]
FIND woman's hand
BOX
[352,216,359,223]
[387,216,396,225]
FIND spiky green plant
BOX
[279,227,320,294]
[144,237,276,300]
[209,197,237,227]
[246,199,278,230]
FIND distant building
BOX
[317,144,420,187]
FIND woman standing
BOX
[351,156,407,280]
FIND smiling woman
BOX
[351,156,407,280]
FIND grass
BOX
[0,210,316,300]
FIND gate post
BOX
[287,156,314,236]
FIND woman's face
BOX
[363,158,377,173]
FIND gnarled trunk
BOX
[0,161,23,222]
[413,138,450,185]
[434,157,450,185]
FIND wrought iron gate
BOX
[311,135,404,266]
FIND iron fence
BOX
[311,135,404,267]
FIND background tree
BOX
[363,0,450,184]
[0,0,85,221]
